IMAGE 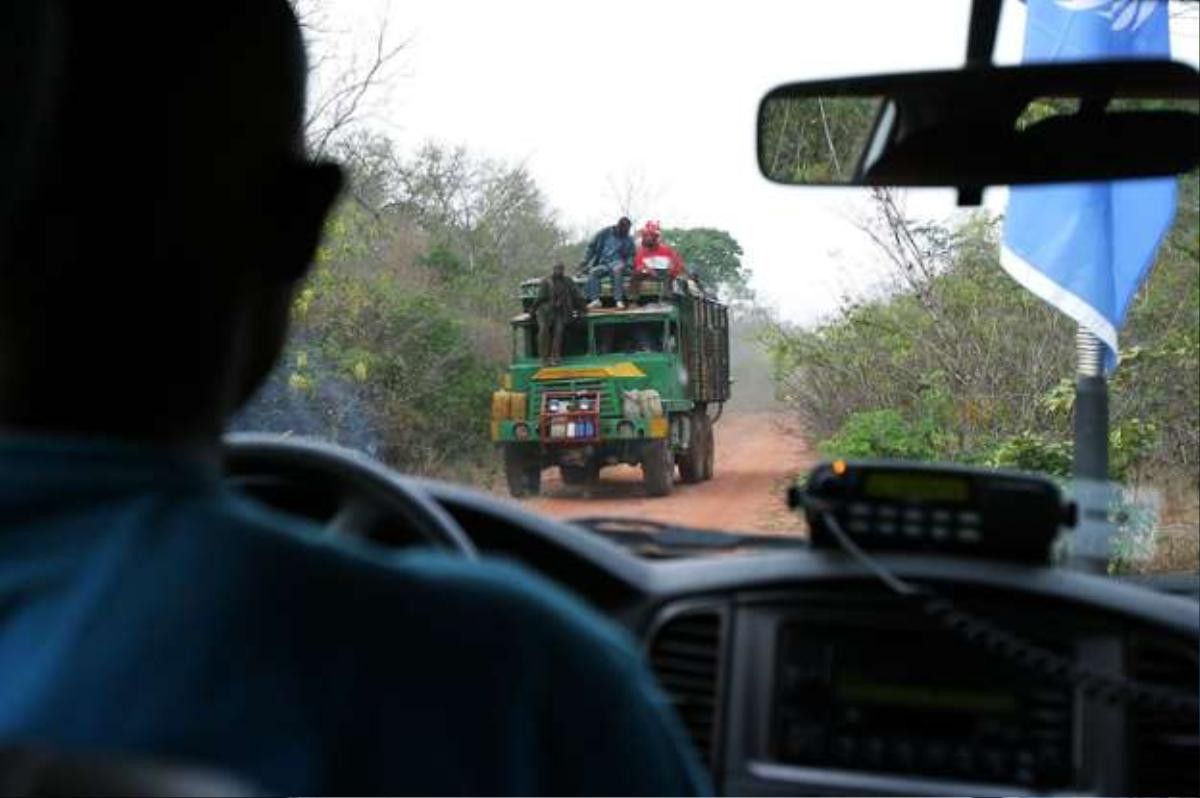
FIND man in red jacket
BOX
[631,220,687,300]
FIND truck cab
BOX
[493,275,730,497]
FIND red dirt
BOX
[526,412,813,534]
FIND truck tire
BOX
[560,462,599,486]
[677,412,707,484]
[504,447,541,497]
[642,438,675,497]
[701,418,715,481]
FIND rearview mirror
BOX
[758,60,1199,202]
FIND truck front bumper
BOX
[491,416,668,443]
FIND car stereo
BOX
[772,622,1074,788]
[791,460,1076,562]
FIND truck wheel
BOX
[504,448,541,497]
[678,413,707,484]
[560,462,599,486]
[642,439,674,497]
[702,419,715,481]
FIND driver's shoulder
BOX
[200,493,637,662]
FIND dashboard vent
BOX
[648,608,724,767]
[1128,636,1199,797]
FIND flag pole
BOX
[1071,326,1109,572]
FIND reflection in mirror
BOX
[758,96,881,184]
[1013,97,1082,131]
[757,62,1199,191]
[1014,96,1199,131]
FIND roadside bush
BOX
[770,181,1198,572]
[983,431,1072,477]
[818,409,936,461]
[770,180,1199,486]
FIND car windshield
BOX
[233,0,1199,579]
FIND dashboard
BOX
[416,478,1200,797]
[223,442,1199,797]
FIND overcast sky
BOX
[315,0,1198,324]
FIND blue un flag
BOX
[1001,0,1178,371]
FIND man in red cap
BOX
[631,220,687,300]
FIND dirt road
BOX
[527,412,813,534]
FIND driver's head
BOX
[552,262,565,277]
[0,0,342,444]
[616,216,632,236]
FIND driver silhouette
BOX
[0,2,708,794]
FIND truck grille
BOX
[531,379,621,418]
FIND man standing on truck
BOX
[531,261,587,365]
[631,220,687,301]
[580,216,634,309]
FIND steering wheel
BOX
[223,434,477,559]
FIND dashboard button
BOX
[848,519,870,534]
[849,502,871,517]
[952,744,975,774]
[930,525,951,541]
[931,509,952,523]
[1014,749,1036,785]
[780,723,823,760]
[921,741,950,772]
[902,523,924,538]
[958,527,982,543]
[832,736,855,763]
[892,740,917,770]
[1037,743,1065,772]
[957,510,982,526]
[862,737,885,768]
[877,505,899,520]
[876,521,897,535]
[982,748,1010,779]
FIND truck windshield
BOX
[517,320,589,360]
[595,321,665,355]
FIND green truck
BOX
[492,275,731,497]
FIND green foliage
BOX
[662,228,751,299]
[782,181,1196,575]
[771,181,1199,493]
[1108,418,1160,482]
[759,96,880,183]
[419,244,466,279]
[236,139,590,482]
[819,409,936,461]
[235,137,760,485]
[984,432,1072,477]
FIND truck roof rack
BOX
[517,274,711,314]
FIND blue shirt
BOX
[583,226,634,268]
[0,436,709,795]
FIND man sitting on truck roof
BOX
[580,216,634,309]
[530,261,587,365]
[631,220,688,301]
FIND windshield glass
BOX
[232,0,1199,578]
[515,321,589,361]
[596,321,665,355]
